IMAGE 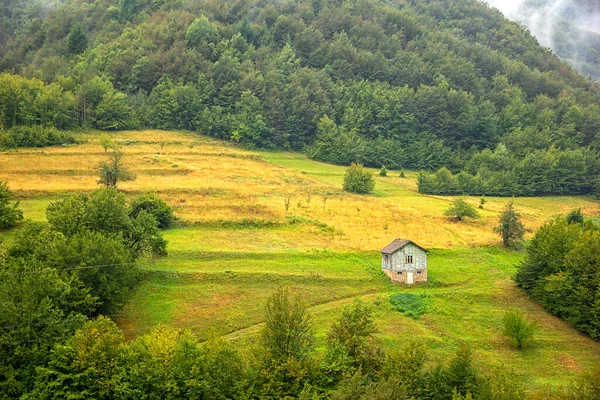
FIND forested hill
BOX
[2,0,600,196]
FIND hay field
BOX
[1,129,600,391]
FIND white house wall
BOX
[383,243,427,272]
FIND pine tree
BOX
[67,25,88,55]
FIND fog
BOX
[485,0,600,78]
[486,0,600,46]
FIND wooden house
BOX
[380,239,428,284]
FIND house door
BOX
[407,272,414,284]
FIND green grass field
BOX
[1,130,600,392]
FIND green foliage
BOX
[0,256,89,398]
[259,287,314,398]
[186,16,219,47]
[343,163,375,194]
[567,208,585,226]
[99,134,115,152]
[0,126,76,149]
[446,346,480,398]
[444,198,480,221]
[494,201,526,249]
[97,148,136,188]
[0,0,600,194]
[382,342,428,398]
[0,180,23,229]
[331,371,410,400]
[328,300,382,372]
[478,197,486,209]
[516,217,600,340]
[389,293,428,319]
[66,25,88,56]
[26,316,125,399]
[93,91,131,130]
[502,310,536,348]
[46,188,167,258]
[130,193,174,229]
[261,287,313,364]
[378,165,387,177]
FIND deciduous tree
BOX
[494,201,525,249]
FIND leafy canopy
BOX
[494,201,526,249]
[444,198,480,221]
[343,163,375,194]
[0,180,23,229]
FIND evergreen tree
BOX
[66,25,88,55]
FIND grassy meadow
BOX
[1,130,600,391]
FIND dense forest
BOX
[1,0,600,196]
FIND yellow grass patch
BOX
[2,129,599,250]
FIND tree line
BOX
[417,145,600,197]
[5,286,600,399]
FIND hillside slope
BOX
[1,0,600,196]
[2,130,600,392]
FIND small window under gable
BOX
[404,255,413,264]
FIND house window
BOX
[404,255,413,264]
[385,255,389,263]
[397,271,403,275]
[417,270,422,274]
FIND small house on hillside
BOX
[380,239,428,284]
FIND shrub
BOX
[97,148,136,188]
[494,201,525,249]
[0,180,23,229]
[130,193,174,229]
[566,208,584,226]
[343,163,375,194]
[502,310,536,348]
[444,198,480,221]
[0,126,76,149]
[389,293,428,319]
[379,165,387,177]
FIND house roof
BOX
[380,239,428,254]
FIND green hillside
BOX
[1,0,600,196]
[1,131,600,399]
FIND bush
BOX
[0,126,76,149]
[343,163,375,194]
[444,198,480,221]
[502,310,536,348]
[494,201,525,249]
[0,180,23,229]
[379,166,387,177]
[130,193,174,229]
[389,293,428,319]
[566,208,584,226]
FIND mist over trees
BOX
[487,0,600,80]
